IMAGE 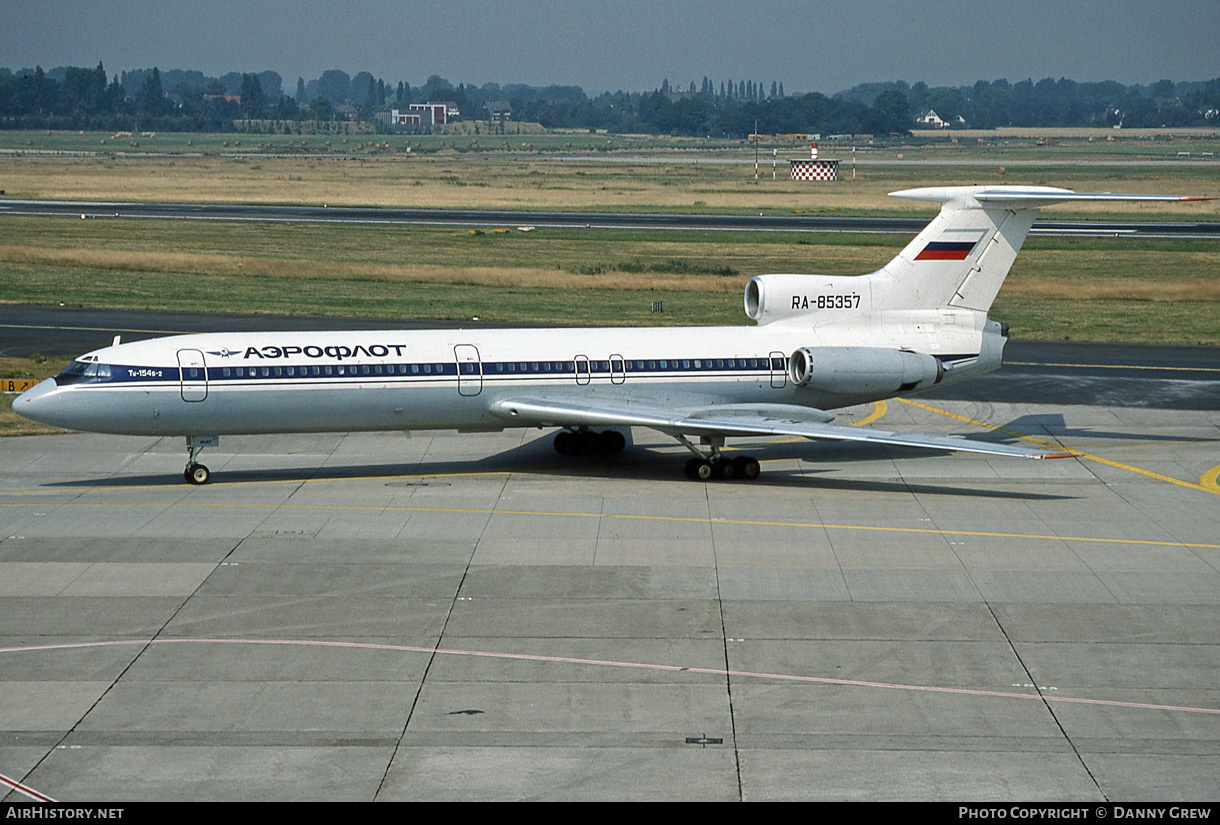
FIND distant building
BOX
[377,109,408,126]
[484,100,512,121]
[379,102,455,130]
[409,102,449,125]
[915,109,965,129]
[915,109,948,128]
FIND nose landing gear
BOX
[183,435,218,485]
[185,462,211,485]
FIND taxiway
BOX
[3,199,1218,238]
[2,378,1218,800]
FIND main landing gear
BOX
[183,435,218,485]
[677,434,761,482]
[553,429,762,481]
[683,454,761,481]
[553,428,626,457]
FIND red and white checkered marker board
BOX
[790,160,839,181]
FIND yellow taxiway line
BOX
[852,399,889,427]
[895,398,1219,497]
[1201,463,1220,495]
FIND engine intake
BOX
[789,347,943,395]
[745,274,871,324]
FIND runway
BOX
[2,314,1219,800]
[3,198,1219,238]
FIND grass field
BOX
[3,126,1219,218]
[1,215,1216,342]
[3,154,1219,217]
[1,129,1217,342]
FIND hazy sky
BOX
[3,0,1217,93]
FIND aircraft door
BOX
[769,351,787,389]
[455,344,482,396]
[610,355,625,384]
[177,349,208,402]
[574,355,591,385]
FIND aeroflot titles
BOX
[228,344,411,361]
[228,343,777,363]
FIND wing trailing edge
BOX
[491,397,1072,460]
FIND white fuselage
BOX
[16,321,1001,438]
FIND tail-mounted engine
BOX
[789,347,943,396]
[745,274,872,325]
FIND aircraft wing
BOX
[490,397,1072,459]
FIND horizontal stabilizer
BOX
[890,185,1210,208]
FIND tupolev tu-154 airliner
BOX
[15,185,1204,484]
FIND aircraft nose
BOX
[12,377,61,426]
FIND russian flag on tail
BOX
[915,241,977,261]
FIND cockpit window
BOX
[55,361,112,385]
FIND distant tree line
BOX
[839,78,1220,129]
[2,62,1218,136]
[0,64,300,131]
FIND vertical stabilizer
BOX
[869,186,1196,313]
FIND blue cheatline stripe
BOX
[77,355,793,386]
[66,353,980,388]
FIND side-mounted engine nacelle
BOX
[789,347,944,396]
[745,274,872,325]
